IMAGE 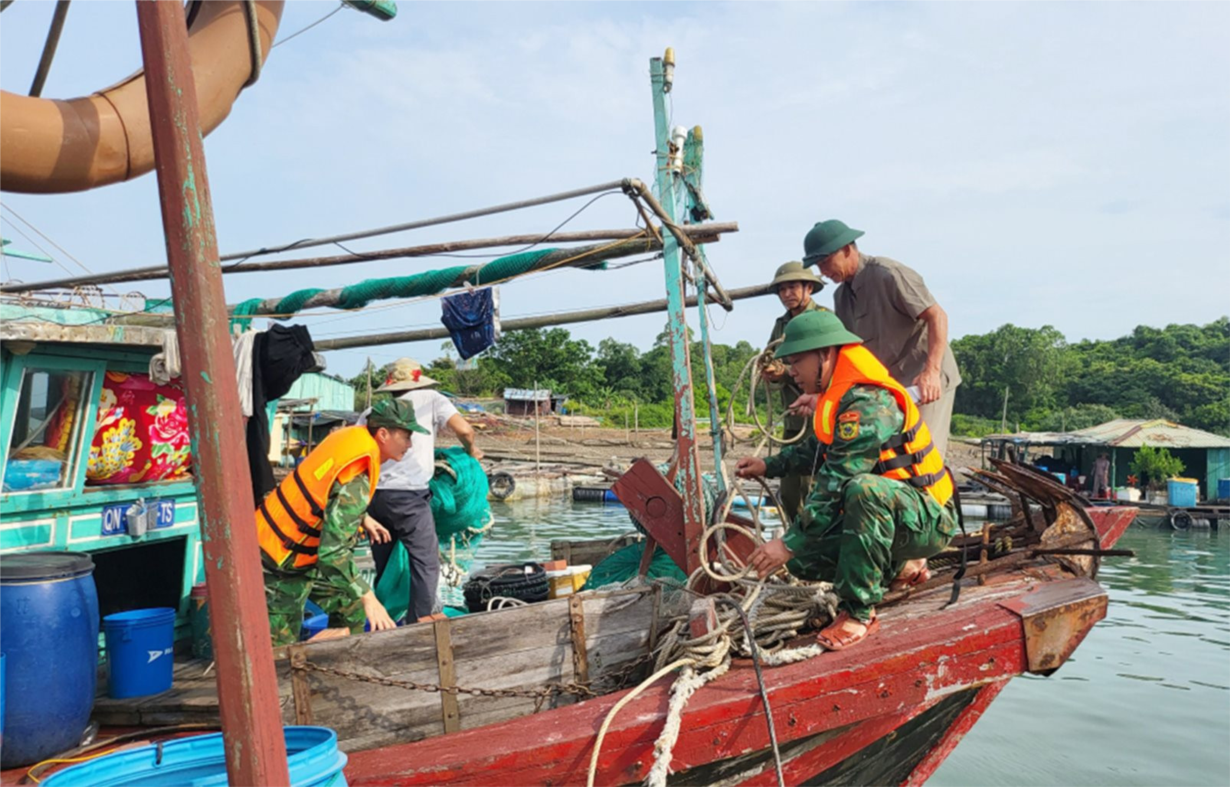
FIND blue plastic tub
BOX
[103,608,176,699]
[1167,479,1198,508]
[1218,479,1230,502]
[40,726,348,787]
[0,552,99,768]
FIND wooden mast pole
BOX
[135,2,290,784]
[682,126,726,490]
[650,49,707,551]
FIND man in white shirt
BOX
[359,358,483,621]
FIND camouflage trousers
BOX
[778,472,813,526]
[786,474,957,622]
[264,566,365,647]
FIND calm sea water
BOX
[467,498,1230,786]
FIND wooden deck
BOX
[92,658,229,727]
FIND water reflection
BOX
[931,526,1230,786]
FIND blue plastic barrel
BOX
[40,725,348,787]
[103,608,176,699]
[1,652,7,747]
[1218,478,1230,502]
[0,551,99,768]
[1167,478,1198,508]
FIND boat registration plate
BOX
[101,499,176,536]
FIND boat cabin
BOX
[0,302,204,639]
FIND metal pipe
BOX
[0,222,737,292]
[217,179,630,263]
[135,2,289,784]
[314,282,775,351]
[29,1,71,98]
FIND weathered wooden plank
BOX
[551,534,643,566]
[569,595,590,686]
[434,618,461,734]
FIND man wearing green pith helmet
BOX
[736,310,958,651]
[802,219,961,462]
[762,261,828,523]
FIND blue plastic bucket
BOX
[0,552,99,768]
[103,608,176,699]
[1218,478,1230,502]
[301,613,330,641]
[40,725,348,787]
[1167,478,1198,508]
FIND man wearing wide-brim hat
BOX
[358,358,483,622]
[762,261,828,522]
[802,220,961,461]
[735,311,957,651]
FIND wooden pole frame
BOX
[135,2,289,783]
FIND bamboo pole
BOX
[0,223,736,292]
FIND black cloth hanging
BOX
[247,324,317,506]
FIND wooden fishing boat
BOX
[1,20,1138,784]
[66,471,1134,787]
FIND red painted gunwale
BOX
[346,507,1132,786]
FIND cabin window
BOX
[85,371,194,486]
[3,368,93,493]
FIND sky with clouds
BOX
[2,1,1227,380]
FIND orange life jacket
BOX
[256,425,381,570]
[813,345,954,506]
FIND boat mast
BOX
[649,49,708,532]
[135,2,290,784]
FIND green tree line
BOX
[347,317,1228,437]
[347,325,768,428]
[950,318,1229,437]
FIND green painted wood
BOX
[34,344,160,367]
[0,518,56,550]
[1206,448,1230,501]
[682,126,725,490]
[650,54,707,545]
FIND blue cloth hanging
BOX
[441,287,499,359]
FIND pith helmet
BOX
[367,399,429,434]
[770,261,824,290]
[376,358,438,392]
[802,219,864,266]
[774,310,863,359]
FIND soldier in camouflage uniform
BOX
[261,399,427,646]
[738,311,957,650]
[761,261,828,523]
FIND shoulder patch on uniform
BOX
[838,411,860,423]
[837,417,860,441]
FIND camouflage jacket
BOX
[762,385,903,555]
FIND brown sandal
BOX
[816,611,879,651]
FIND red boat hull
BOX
[346,507,1132,785]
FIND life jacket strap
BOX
[273,483,323,538]
[874,440,936,474]
[258,499,318,556]
[291,468,326,519]
[881,421,922,452]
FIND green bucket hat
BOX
[367,399,429,435]
[802,219,864,266]
[769,261,824,290]
[774,310,863,359]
